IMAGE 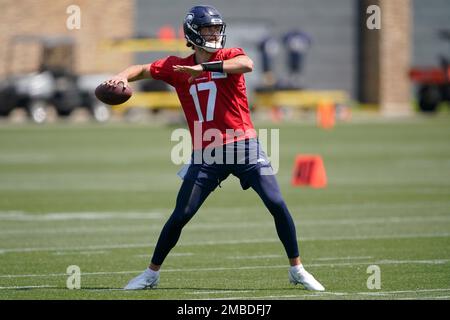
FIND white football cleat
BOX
[124,269,160,290]
[289,268,325,291]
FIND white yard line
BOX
[0,285,57,290]
[135,253,193,258]
[53,250,109,256]
[1,201,448,219]
[315,256,373,261]
[1,232,449,254]
[207,288,450,300]
[2,215,450,235]
[188,290,256,295]
[226,255,374,261]
[0,270,142,279]
[226,254,283,260]
[0,211,163,221]
[399,295,450,300]
[354,288,450,296]
[1,283,449,299]
[207,294,312,300]
[0,258,448,279]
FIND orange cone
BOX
[158,25,176,40]
[317,99,335,129]
[291,155,327,188]
[270,106,283,123]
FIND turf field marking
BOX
[207,288,450,300]
[0,211,163,221]
[1,258,448,279]
[0,285,57,290]
[226,254,283,260]
[1,232,449,254]
[354,288,450,296]
[188,290,256,295]
[1,214,449,235]
[86,288,127,292]
[226,255,374,261]
[53,250,109,256]
[314,256,373,261]
[0,244,150,254]
[207,294,310,300]
[375,259,449,265]
[135,253,193,258]
[399,296,450,300]
[1,200,449,218]
[0,270,142,278]
[300,215,450,226]
[0,226,165,235]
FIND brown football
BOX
[95,82,132,105]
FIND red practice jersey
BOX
[150,48,257,149]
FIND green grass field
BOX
[0,115,449,300]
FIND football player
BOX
[105,5,324,291]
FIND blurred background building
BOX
[0,0,133,76]
[0,0,449,122]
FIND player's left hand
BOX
[173,65,203,83]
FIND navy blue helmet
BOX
[183,5,226,52]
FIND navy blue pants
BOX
[151,139,300,265]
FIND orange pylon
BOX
[317,99,335,129]
[158,25,176,40]
[270,106,283,123]
[291,155,327,188]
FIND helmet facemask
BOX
[199,24,226,52]
[186,23,226,53]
